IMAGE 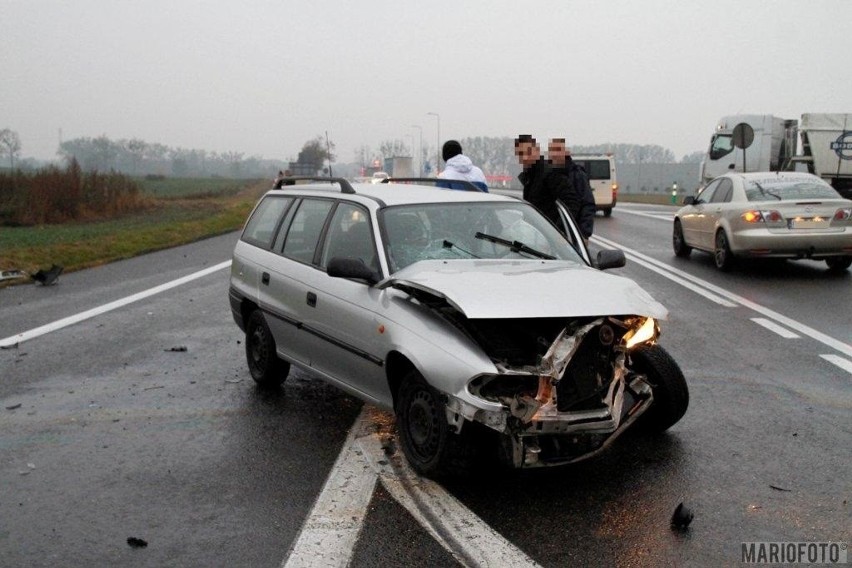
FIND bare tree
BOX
[378,139,410,159]
[0,128,22,169]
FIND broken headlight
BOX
[622,317,659,350]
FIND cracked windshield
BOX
[381,202,582,272]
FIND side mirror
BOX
[595,249,626,270]
[327,258,379,284]
[682,196,696,205]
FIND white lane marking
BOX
[592,235,852,358]
[751,318,800,339]
[615,251,738,307]
[613,208,674,221]
[283,411,377,568]
[0,261,232,348]
[820,354,852,375]
[358,427,541,568]
[282,407,542,568]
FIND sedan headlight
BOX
[623,317,658,349]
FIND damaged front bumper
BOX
[447,318,656,468]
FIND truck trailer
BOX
[700,113,852,198]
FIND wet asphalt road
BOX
[1,203,850,567]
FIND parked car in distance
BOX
[673,171,852,271]
[571,154,618,217]
[230,177,688,477]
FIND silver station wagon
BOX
[229,178,688,477]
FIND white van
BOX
[571,154,618,217]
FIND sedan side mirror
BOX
[327,258,379,284]
[595,249,626,270]
[682,196,696,205]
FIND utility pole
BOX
[427,112,440,176]
[411,124,423,176]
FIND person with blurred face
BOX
[514,134,578,228]
[548,138,595,239]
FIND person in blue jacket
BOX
[437,140,488,192]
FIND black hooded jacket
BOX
[518,158,580,230]
[552,157,596,238]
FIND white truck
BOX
[700,113,852,198]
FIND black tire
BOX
[245,310,289,387]
[672,220,692,258]
[825,256,852,272]
[396,369,474,478]
[630,344,689,433]
[714,229,736,271]
[603,207,613,218]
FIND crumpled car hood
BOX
[378,259,668,320]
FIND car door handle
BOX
[261,272,270,285]
[306,291,317,307]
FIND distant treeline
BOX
[56,136,287,178]
[0,159,149,226]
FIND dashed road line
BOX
[592,235,852,359]
[751,318,800,339]
[820,354,852,375]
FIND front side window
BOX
[282,199,333,264]
[695,179,720,204]
[709,134,734,160]
[320,203,378,272]
[241,196,293,249]
[381,202,583,273]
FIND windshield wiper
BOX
[442,240,479,258]
[753,181,782,200]
[474,232,555,260]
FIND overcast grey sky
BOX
[2,1,850,164]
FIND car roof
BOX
[266,181,516,207]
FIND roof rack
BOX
[381,177,484,192]
[274,176,355,194]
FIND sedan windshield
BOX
[381,202,582,272]
[743,179,841,202]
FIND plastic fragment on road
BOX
[671,502,694,530]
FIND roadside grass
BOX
[136,176,255,199]
[1,180,268,282]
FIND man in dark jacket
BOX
[514,135,579,230]
[548,138,596,240]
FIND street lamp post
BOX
[411,124,423,176]
[427,112,440,176]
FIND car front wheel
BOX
[396,370,474,478]
[714,229,736,271]
[245,310,289,387]
[826,256,852,272]
[630,344,689,433]
[672,220,692,258]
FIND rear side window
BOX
[282,199,333,264]
[710,179,733,203]
[241,196,293,248]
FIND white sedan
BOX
[673,171,852,271]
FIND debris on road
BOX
[769,484,792,492]
[670,502,694,530]
[31,264,64,286]
[164,346,188,352]
[5,403,22,410]
[225,378,242,384]
[126,537,148,548]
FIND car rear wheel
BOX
[603,207,613,218]
[672,220,692,258]
[396,370,474,478]
[630,344,689,433]
[714,229,736,271]
[245,310,289,387]
[825,256,852,272]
